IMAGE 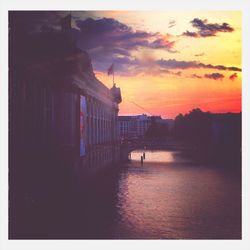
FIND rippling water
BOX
[11,149,241,239]
[106,150,241,239]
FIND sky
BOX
[13,11,241,118]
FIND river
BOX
[35,149,241,239]
[98,149,242,239]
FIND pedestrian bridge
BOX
[120,138,187,161]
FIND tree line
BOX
[173,108,241,166]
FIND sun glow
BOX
[91,11,241,118]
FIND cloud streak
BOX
[204,73,225,80]
[229,73,238,81]
[183,18,234,38]
[100,57,241,77]
[168,20,176,29]
[194,52,205,57]
[156,59,241,72]
[190,74,202,79]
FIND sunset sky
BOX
[19,11,242,118]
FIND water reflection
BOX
[109,150,241,239]
[24,150,240,239]
[131,150,175,163]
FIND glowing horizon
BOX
[88,11,241,119]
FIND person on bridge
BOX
[141,155,144,165]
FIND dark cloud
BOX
[183,18,234,38]
[10,11,240,78]
[157,59,195,69]
[168,20,176,29]
[182,31,199,38]
[173,71,182,76]
[204,73,224,80]
[75,17,175,52]
[190,74,202,79]
[156,59,241,72]
[160,70,182,76]
[73,17,238,77]
[229,73,238,81]
[194,52,205,57]
[149,38,177,52]
[73,17,178,72]
[115,57,241,77]
[201,64,241,72]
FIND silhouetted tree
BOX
[173,108,241,166]
[145,117,169,138]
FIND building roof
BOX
[10,25,119,103]
[118,116,137,121]
[118,115,153,121]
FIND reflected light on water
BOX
[110,150,241,239]
[131,150,175,163]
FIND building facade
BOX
[118,114,174,140]
[9,13,123,238]
[119,115,149,139]
[9,16,122,189]
[118,114,151,139]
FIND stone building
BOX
[118,114,151,139]
[9,12,123,238]
[9,13,122,193]
[118,114,174,139]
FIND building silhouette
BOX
[9,13,122,237]
[9,12,122,173]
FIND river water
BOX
[10,149,241,239]
[100,150,241,239]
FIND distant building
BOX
[119,114,150,139]
[118,114,173,139]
